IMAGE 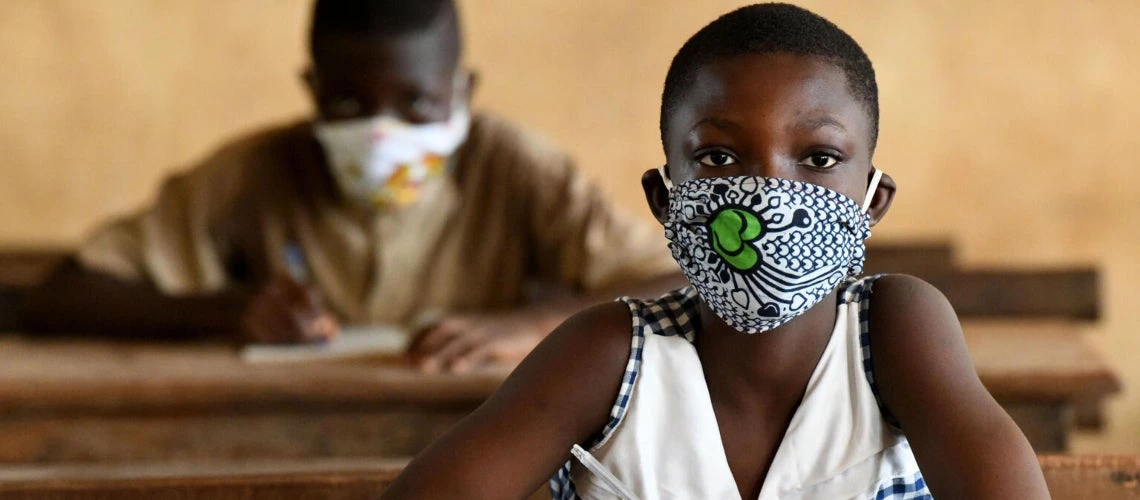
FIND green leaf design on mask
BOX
[709,207,763,271]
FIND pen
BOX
[283,243,310,283]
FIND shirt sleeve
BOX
[75,138,257,296]
[520,140,678,292]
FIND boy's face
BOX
[305,29,472,124]
[646,52,894,225]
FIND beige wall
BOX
[1,1,1138,450]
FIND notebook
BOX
[239,324,411,364]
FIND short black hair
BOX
[309,0,460,58]
[660,3,878,151]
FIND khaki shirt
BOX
[77,113,677,323]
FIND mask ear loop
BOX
[449,70,472,111]
[658,165,674,190]
[861,168,883,213]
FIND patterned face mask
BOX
[664,171,881,334]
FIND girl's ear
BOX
[642,167,670,224]
[866,170,896,227]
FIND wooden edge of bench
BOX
[0,459,409,492]
[0,455,1138,498]
[980,372,1122,402]
[1039,454,1140,470]
[1039,454,1140,497]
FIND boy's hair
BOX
[309,0,461,60]
[660,3,878,151]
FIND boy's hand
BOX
[407,311,553,374]
[240,276,340,344]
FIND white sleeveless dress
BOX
[549,276,931,500]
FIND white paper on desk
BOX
[240,325,410,364]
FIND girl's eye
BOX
[697,151,738,167]
[800,153,840,169]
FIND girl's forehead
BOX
[666,53,871,147]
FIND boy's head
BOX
[305,0,474,124]
[645,3,894,225]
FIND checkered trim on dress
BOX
[632,286,701,341]
[841,275,902,429]
[872,470,933,499]
[548,287,700,499]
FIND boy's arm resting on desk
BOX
[22,261,337,343]
[20,259,242,338]
[383,302,633,499]
[869,275,1051,499]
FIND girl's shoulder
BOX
[858,273,961,369]
[551,300,637,365]
[862,273,956,324]
[858,272,970,419]
[847,274,959,426]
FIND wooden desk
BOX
[0,336,508,463]
[864,244,1100,321]
[963,322,1120,452]
[929,269,1100,320]
[0,322,1117,463]
[864,242,955,276]
[0,455,1134,499]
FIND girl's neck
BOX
[695,288,840,407]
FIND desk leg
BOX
[1003,403,1071,453]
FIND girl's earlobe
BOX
[866,170,897,227]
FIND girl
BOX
[383,4,1050,499]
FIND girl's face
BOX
[647,52,893,225]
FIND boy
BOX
[24,0,680,373]
[383,4,1049,498]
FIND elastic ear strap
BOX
[452,70,470,105]
[658,165,674,190]
[861,168,883,212]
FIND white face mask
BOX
[313,78,471,210]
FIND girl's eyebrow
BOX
[791,116,847,133]
[688,116,742,134]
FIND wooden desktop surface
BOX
[0,322,1115,412]
[0,321,1118,461]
